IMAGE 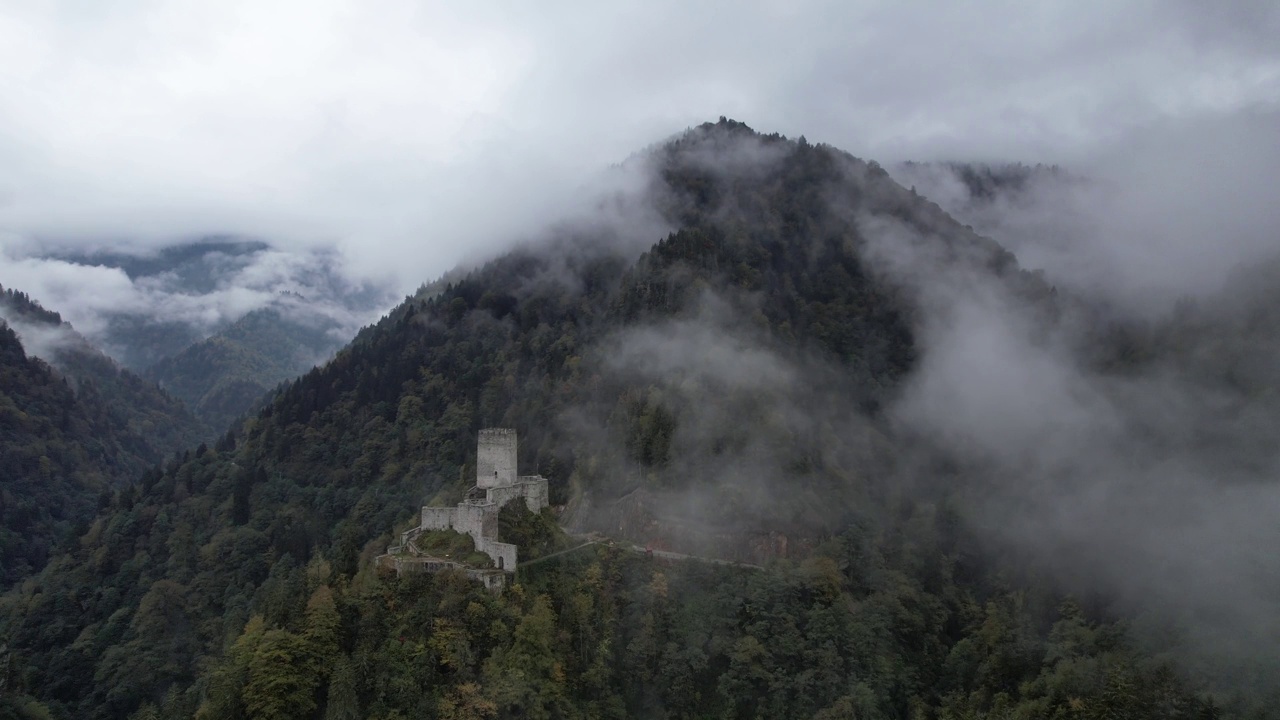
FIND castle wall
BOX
[477,428,518,489]
[478,539,518,571]
[485,476,548,514]
[453,503,497,546]
[391,557,505,592]
[517,476,549,512]
[486,484,525,510]
[399,429,546,587]
[420,507,456,531]
[474,571,506,591]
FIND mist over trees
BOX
[0,240,396,431]
[0,119,1275,719]
[0,285,210,586]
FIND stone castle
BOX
[386,428,549,590]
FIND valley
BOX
[1,119,1274,718]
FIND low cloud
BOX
[563,287,885,560]
[0,237,394,368]
[0,311,83,364]
[892,109,1280,318]
[1,1,1277,291]
[864,147,1280,682]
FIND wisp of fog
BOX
[879,110,1280,684]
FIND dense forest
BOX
[145,303,345,432]
[39,239,386,429]
[0,286,210,456]
[0,287,208,586]
[0,120,1270,719]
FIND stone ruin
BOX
[382,428,549,591]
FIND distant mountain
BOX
[38,237,395,430]
[0,285,210,585]
[0,121,1264,719]
[0,285,211,453]
[51,238,272,292]
[889,160,1091,269]
[897,160,1070,201]
[145,300,346,431]
[892,160,1075,206]
[49,239,273,369]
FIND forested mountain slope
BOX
[0,286,210,455]
[0,288,209,586]
[50,240,273,370]
[0,120,1257,719]
[36,239,389,431]
[145,302,346,432]
[0,324,196,587]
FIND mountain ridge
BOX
[0,119,1257,719]
[16,238,395,429]
[0,288,208,585]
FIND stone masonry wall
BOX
[403,429,548,582]
[453,503,496,543]
[479,539,518,571]
[485,485,524,512]
[420,507,456,531]
[517,476,549,511]
[477,428,518,489]
[486,477,549,514]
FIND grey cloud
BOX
[1,1,1277,292]
[861,195,1280,681]
[892,109,1280,318]
[0,312,82,363]
[0,1,1277,671]
[604,294,798,396]
[0,238,393,367]
[1166,0,1280,56]
[561,289,886,555]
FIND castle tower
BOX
[477,428,518,489]
[389,427,549,588]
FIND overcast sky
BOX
[1,0,1277,290]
